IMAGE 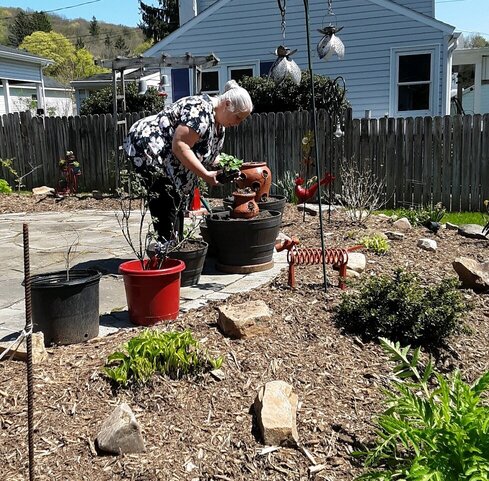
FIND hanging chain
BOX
[328,0,334,15]
[277,0,287,41]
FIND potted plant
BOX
[27,231,101,346]
[116,169,209,325]
[215,152,243,183]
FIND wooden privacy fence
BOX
[0,109,488,211]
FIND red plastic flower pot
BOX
[119,258,186,326]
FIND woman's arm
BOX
[172,124,219,186]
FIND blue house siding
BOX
[146,0,454,117]
[0,58,43,83]
[390,0,434,16]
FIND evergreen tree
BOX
[114,36,129,55]
[138,0,179,43]
[76,37,85,49]
[89,16,100,36]
[8,10,52,47]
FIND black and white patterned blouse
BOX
[123,94,225,194]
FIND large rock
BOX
[392,217,412,231]
[32,186,54,195]
[417,238,437,252]
[346,253,366,273]
[217,300,271,339]
[96,403,146,455]
[0,332,47,364]
[254,380,299,447]
[458,224,488,240]
[452,257,489,292]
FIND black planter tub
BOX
[168,239,208,287]
[28,269,101,346]
[205,210,282,273]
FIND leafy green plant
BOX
[0,179,12,193]
[334,269,468,347]
[355,338,489,480]
[273,170,298,204]
[104,329,223,387]
[217,153,243,172]
[361,233,390,254]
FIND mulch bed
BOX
[1,193,488,481]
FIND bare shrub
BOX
[336,158,386,224]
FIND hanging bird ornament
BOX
[269,0,302,86]
[317,25,345,60]
[317,0,345,61]
[269,45,302,85]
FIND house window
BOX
[229,67,253,83]
[397,53,432,112]
[201,70,219,94]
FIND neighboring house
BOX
[452,46,489,114]
[0,45,74,116]
[71,69,167,114]
[143,0,459,118]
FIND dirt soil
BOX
[1,193,488,481]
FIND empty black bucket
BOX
[28,269,101,346]
[205,210,282,270]
[168,239,208,287]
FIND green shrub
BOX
[396,203,446,226]
[355,338,489,480]
[334,269,468,347]
[238,71,348,114]
[361,233,390,254]
[81,82,166,115]
[103,329,222,387]
[0,179,12,193]
[273,170,298,203]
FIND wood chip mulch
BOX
[1,193,488,481]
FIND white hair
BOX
[218,80,253,113]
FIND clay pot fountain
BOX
[236,162,272,202]
[230,189,259,219]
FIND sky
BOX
[0,0,488,39]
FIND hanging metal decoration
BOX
[269,0,301,85]
[317,0,345,61]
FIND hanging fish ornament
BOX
[269,45,302,86]
[317,25,345,60]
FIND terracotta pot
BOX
[231,191,259,219]
[236,162,272,202]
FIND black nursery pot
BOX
[205,210,282,271]
[167,239,208,287]
[28,269,101,346]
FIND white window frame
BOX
[200,68,220,95]
[228,65,255,83]
[390,45,440,116]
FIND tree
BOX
[463,33,489,48]
[8,10,52,46]
[114,35,129,55]
[89,16,100,37]
[80,82,166,115]
[138,0,179,43]
[20,31,107,84]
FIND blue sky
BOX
[0,0,488,39]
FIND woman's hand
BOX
[203,170,219,186]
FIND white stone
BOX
[392,217,412,231]
[385,231,405,240]
[417,238,437,251]
[254,380,299,447]
[96,403,146,455]
[217,300,271,339]
[32,186,54,195]
[346,253,366,273]
[453,257,489,292]
[0,332,47,364]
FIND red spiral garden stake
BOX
[287,245,363,289]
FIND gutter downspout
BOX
[444,32,460,115]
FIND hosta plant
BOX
[104,329,223,387]
[361,233,390,254]
[355,338,489,480]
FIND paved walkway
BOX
[0,210,288,342]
